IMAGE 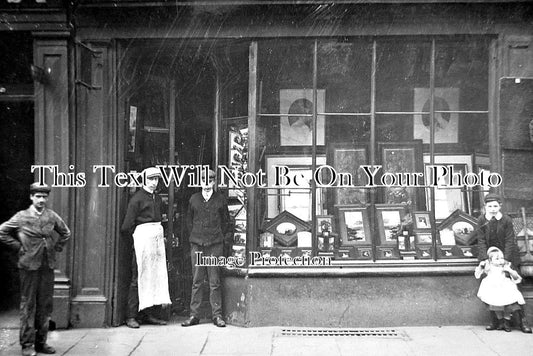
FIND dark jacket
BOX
[0,206,71,270]
[187,191,230,247]
[475,214,520,268]
[121,188,162,235]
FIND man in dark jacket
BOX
[182,168,230,328]
[475,193,531,333]
[0,183,71,356]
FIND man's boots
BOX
[516,309,533,333]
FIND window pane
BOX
[219,42,249,119]
[435,38,489,111]
[318,39,372,114]
[376,40,431,112]
[258,40,315,152]
[376,114,414,142]
[0,32,33,85]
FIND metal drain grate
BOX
[280,328,399,337]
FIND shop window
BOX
[220,36,491,263]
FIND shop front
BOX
[68,1,533,328]
[3,1,532,328]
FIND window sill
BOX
[222,258,478,277]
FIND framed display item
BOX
[266,155,326,221]
[413,87,459,144]
[264,210,311,247]
[415,230,433,245]
[375,204,407,246]
[423,154,473,221]
[280,89,325,146]
[127,105,139,154]
[413,211,432,230]
[437,209,478,247]
[326,143,368,206]
[336,205,371,246]
[378,141,424,210]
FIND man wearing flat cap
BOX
[0,183,71,356]
[182,168,231,327]
[473,192,531,333]
[121,167,171,328]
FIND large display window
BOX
[120,36,492,266]
[222,36,492,263]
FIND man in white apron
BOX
[121,167,171,328]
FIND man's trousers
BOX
[19,265,54,348]
[189,243,223,319]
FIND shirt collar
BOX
[30,205,45,216]
[485,212,502,221]
[202,189,213,201]
[142,186,155,195]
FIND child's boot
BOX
[486,311,499,330]
[517,309,532,333]
[503,318,512,332]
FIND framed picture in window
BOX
[316,215,336,252]
[423,154,472,221]
[127,104,139,154]
[415,230,433,245]
[280,89,325,146]
[316,215,336,235]
[437,209,478,247]
[378,141,425,210]
[336,205,371,246]
[376,204,407,246]
[266,155,326,221]
[413,87,459,144]
[326,143,368,207]
[264,210,311,247]
[413,211,432,230]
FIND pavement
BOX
[2,315,533,356]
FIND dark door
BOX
[0,32,35,315]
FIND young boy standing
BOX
[475,193,532,333]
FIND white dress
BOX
[476,265,526,306]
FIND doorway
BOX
[0,32,35,324]
[115,39,222,324]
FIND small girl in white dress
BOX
[475,246,526,332]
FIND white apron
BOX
[133,222,171,311]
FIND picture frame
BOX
[423,154,473,221]
[378,141,425,210]
[264,210,311,247]
[266,155,326,221]
[460,247,475,258]
[413,87,459,144]
[279,89,325,146]
[379,247,395,259]
[336,205,371,246]
[357,247,372,259]
[414,230,433,245]
[413,211,432,230]
[416,245,432,259]
[127,104,139,154]
[326,143,368,207]
[375,204,407,246]
[316,215,336,235]
[437,209,478,246]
